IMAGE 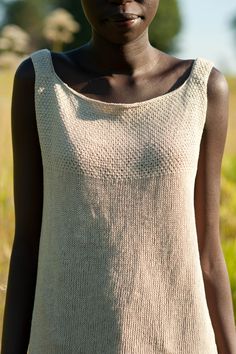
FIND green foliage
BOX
[3,0,43,31]
[221,238,236,318]
[222,155,236,183]
[1,0,47,48]
[149,0,182,53]
[220,155,236,240]
[1,0,91,49]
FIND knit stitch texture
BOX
[28,48,218,354]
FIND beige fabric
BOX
[28,48,218,353]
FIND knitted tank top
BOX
[28,48,218,354]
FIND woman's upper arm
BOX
[194,67,229,272]
[11,57,43,254]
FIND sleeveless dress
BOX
[28,48,218,354]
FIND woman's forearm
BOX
[201,257,236,354]
[1,239,39,354]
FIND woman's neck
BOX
[82,31,161,77]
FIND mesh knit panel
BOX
[27,49,218,354]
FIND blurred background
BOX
[0,0,236,340]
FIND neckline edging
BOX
[44,48,199,109]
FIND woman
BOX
[1,0,236,353]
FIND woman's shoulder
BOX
[207,65,229,101]
[13,55,35,88]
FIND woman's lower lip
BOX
[109,17,141,28]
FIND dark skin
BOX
[1,0,236,353]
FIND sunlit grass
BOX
[225,76,236,155]
[0,68,15,340]
[222,238,236,316]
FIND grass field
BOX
[0,67,236,343]
[226,76,236,155]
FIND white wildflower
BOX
[43,8,80,44]
[0,24,30,53]
[0,37,11,50]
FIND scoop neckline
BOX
[45,48,198,108]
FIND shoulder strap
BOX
[30,48,53,79]
[190,57,215,86]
